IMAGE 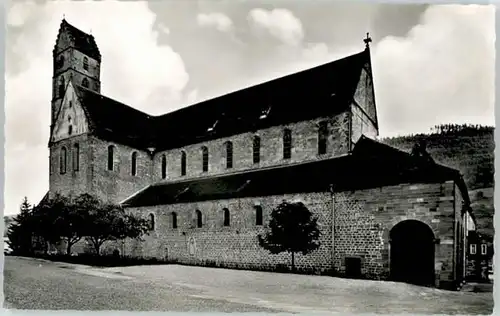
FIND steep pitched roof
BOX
[74,85,154,148]
[151,49,369,151]
[74,48,370,151]
[55,19,101,62]
[122,136,467,208]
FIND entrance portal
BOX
[390,220,435,286]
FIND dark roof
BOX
[122,136,466,208]
[74,48,370,151]
[55,19,101,62]
[74,85,154,148]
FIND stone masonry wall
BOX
[118,192,334,272]
[49,134,92,199]
[115,181,459,288]
[151,113,350,183]
[49,111,351,207]
[89,136,153,204]
[333,181,458,288]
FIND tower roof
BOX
[55,19,101,61]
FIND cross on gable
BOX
[364,32,372,48]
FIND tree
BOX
[80,195,150,255]
[32,194,89,255]
[7,197,35,254]
[258,201,321,271]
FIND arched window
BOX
[57,55,64,68]
[131,151,138,176]
[59,147,67,174]
[201,146,209,172]
[255,205,263,226]
[82,77,89,88]
[107,145,115,171]
[161,154,167,179]
[196,210,202,228]
[73,143,79,171]
[283,128,292,159]
[171,212,178,229]
[180,151,187,176]
[58,77,65,97]
[68,125,73,136]
[253,136,261,164]
[225,141,233,169]
[83,57,89,71]
[223,208,230,226]
[318,121,328,155]
[148,213,155,231]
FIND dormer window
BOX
[207,120,218,132]
[83,57,89,71]
[260,105,272,119]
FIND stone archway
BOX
[389,220,435,286]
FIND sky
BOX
[4,1,495,215]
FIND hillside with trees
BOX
[381,124,494,238]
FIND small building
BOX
[466,230,494,281]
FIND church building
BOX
[48,19,477,290]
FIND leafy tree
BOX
[258,201,321,271]
[33,194,89,255]
[7,197,35,254]
[81,195,150,255]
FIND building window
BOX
[148,213,155,231]
[72,143,79,171]
[180,151,187,176]
[69,101,73,108]
[171,212,178,229]
[283,128,292,159]
[196,210,202,228]
[83,57,89,71]
[470,244,477,255]
[225,141,233,169]
[223,208,230,226]
[59,147,67,174]
[161,154,167,179]
[255,205,263,226]
[201,146,209,172]
[131,152,138,176]
[59,77,65,97]
[57,55,64,69]
[107,145,115,171]
[481,244,487,255]
[253,136,261,164]
[318,121,328,155]
[82,78,89,88]
[68,125,73,136]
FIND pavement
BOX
[3,256,494,314]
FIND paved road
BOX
[4,256,494,314]
[3,256,279,312]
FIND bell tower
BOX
[51,19,102,126]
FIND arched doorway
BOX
[390,220,435,286]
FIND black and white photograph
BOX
[3,1,495,314]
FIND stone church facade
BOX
[47,19,477,290]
